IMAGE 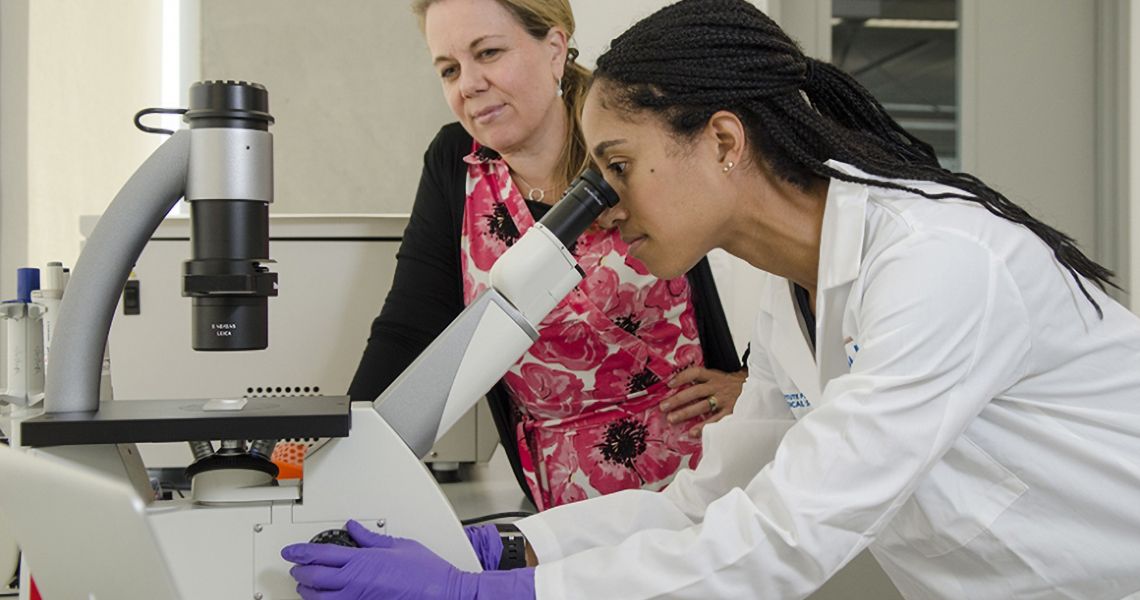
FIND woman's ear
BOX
[546,27,570,81]
[707,110,746,173]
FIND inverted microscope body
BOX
[141,405,477,600]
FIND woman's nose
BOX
[458,65,488,98]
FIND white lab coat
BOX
[516,161,1140,599]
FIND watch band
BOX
[495,523,528,570]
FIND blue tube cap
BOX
[16,267,41,303]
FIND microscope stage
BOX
[19,395,351,447]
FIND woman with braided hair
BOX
[284,1,1140,598]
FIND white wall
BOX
[22,1,166,272]
[569,1,674,67]
[571,1,769,66]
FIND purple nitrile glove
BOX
[281,520,536,600]
[464,524,503,571]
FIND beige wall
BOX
[198,0,451,215]
[960,0,1098,255]
[0,0,30,301]
[24,1,166,271]
[196,0,766,215]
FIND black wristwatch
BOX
[495,523,528,570]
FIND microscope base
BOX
[141,403,478,599]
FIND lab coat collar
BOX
[814,161,871,388]
[769,281,822,403]
[765,161,870,404]
[818,160,869,292]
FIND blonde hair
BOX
[413,0,591,190]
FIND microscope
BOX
[11,80,617,599]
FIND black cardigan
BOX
[348,123,741,502]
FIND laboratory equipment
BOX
[0,269,45,415]
[0,268,44,598]
[0,445,183,600]
[96,214,498,475]
[178,79,278,352]
[7,79,617,599]
[0,263,72,596]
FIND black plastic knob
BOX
[309,528,359,548]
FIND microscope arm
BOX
[44,130,190,414]
[374,222,584,459]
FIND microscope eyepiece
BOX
[538,169,620,248]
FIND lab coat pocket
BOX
[879,436,1027,558]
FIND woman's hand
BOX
[659,367,747,437]
[282,520,536,599]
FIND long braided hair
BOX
[592,0,1115,315]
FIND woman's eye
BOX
[440,65,457,79]
[478,48,502,59]
[606,162,628,177]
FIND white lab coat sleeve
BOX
[531,231,1033,600]
[657,305,797,521]
[517,291,796,562]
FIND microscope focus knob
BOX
[309,529,359,548]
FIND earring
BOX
[722,160,735,173]
[557,78,564,98]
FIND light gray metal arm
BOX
[374,290,537,458]
[373,222,585,458]
[44,130,190,414]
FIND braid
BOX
[594,0,1114,316]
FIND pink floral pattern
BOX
[528,320,610,371]
[577,411,684,489]
[461,145,705,510]
[502,362,586,417]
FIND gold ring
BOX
[707,395,719,413]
